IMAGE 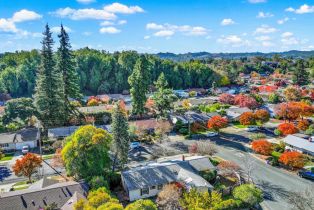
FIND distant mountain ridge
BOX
[156,50,314,61]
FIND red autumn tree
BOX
[239,112,256,125]
[207,116,228,132]
[279,151,304,169]
[234,94,259,109]
[255,109,270,124]
[219,93,235,105]
[275,103,301,122]
[298,102,314,119]
[251,140,273,155]
[277,123,299,136]
[12,153,42,183]
[217,161,241,178]
[52,148,64,168]
[297,119,310,131]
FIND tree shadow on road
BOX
[256,179,291,202]
[207,132,251,152]
[0,166,12,182]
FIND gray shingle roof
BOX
[0,181,88,210]
[0,128,38,144]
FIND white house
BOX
[0,128,39,151]
[121,155,215,201]
[226,106,252,121]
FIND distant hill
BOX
[156,50,314,61]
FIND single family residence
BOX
[0,128,39,151]
[283,134,314,156]
[121,155,215,201]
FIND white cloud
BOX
[103,2,144,14]
[154,30,174,37]
[118,20,127,25]
[255,35,271,41]
[76,0,95,4]
[100,21,114,26]
[146,22,209,37]
[53,7,116,20]
[144,35,150,40]
[262,41,274,47]
[277,17,289,24]
[0,18,18,32]
[99,26,121,34]
[146,23,164,30]
[221,18,235,26]
[286,4,314,14]
[217,35,250,47]
[248,0,267,3]
[51,26,72,33]
[11,9,42,22]
[82,31,92,36]
[257,11,273,18]
[254,25,277,34]
[281,32,299,45]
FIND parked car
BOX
[22,145,30,154]
[247,126,259,132]
[205,132,218,137]
[298,170,314,180]
[130,142,141,150]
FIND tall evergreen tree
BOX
[111,101,130,171]
[57,24,81,115]
[293,59,309,85]
[152,73,176,117]
[34,24,65,128]
[128,55,150,116]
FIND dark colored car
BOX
[298,170,314,180]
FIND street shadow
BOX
[128,146,153,162]
[169,142,189,152]
[206,133,251,152]
[256,179,291,201]
[0,166,12,182]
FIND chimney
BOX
[182,155,185,161]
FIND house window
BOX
[150,186,156,190]
[157,184,163,190]
[141,188,149,195]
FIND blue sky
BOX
[0,0,314,53]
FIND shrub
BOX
[178,128,189,135]
[87,98,99,106]
[125,199,157,210]
[239,112,256,125]
[89,176,109,190]
[273,141,286,153]
[233,184,263,208]
[279,151,305,169]
[213,199,241,210]
[200,170,217,182]
[251,140,273,155]
[189,91,197,97]
[255,109,270,124]
[274,129,282,136]
[277,123,298,136]
[268,93,280,104]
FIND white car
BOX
[205,132,218,137]
[21,145,30,154]
[247,126,259,132]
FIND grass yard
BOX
[11,180,33,191]
[233,122,247,129]
[271,151,282,160]
[42,154,54,160]
[0,153,14,161]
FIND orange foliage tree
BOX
[275,102,301,122]
[251,140,273,155]
[279,151,304,169]
[297,119,310,131]
[12,153,42,183]
[277,123,298,136]
[207,116,228,132]
[255,109,270,124]
[239,112,256,125]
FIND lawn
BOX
[271,151,282,160]
[233,122,247,129]
[12,180,33,191]
[0,153,14,161]
[42,154,54,160]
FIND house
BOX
[226,106,252,121]
[0,128,39,151]
[48,125,110,139]
[121,155,215,201]
[170,112,217,125]
[261,104,276,118]
[0,179,88,210]
[283,134,314,156]
[173,90,189,98]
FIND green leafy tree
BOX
[233,184,263,208]
[3,98,36,123]
[125,199,157,210]
[111,101,130,171]
[180,189,224,209]
[268,93,280,104]
[152,73,177,117]
[34,24,65,128]
[61,125,112,179]
[57,24,82,116]
[293,59,309,85]
[128,55,151,116]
